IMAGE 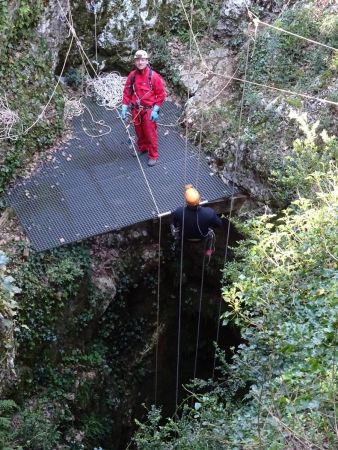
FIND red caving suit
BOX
[122,66,166,160]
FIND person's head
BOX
[134,49,149,71]
[185,184,200,207]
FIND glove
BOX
[120,104,128,120]
[150,105,160,122]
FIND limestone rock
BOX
[37,0,69,71]
[215,0,252,40]
[93,276,117,316]
[97,0,174,55]
[171,40,234,120]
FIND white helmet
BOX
[134,50,148,59]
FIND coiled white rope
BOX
[85,72,127,109]
[0,94,20,140]
[63,96,85,121]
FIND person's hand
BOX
[120,104,128,120]
[150,105,160,122]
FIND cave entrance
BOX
[107,221,243,449]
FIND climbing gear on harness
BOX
[185,184,200,207]
[171,227,216,262]
[134,50,148,59]
[170,223,181,241]
[131,103,152,110]
[204,229,216,264]
[150,105,160,122]
[129,68,153,96]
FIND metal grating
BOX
[5,98,240,251]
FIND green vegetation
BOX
[0,251,20,394]
[14,246,90,353]
[134,143,338,448]
[134,4,338,447]
[248,4,338,91]
[1,1,337,448]
[271,112,338,202]
[148,35,184,91]
[0,1,64,196]
[0,251,19,319]
[0,241,159,448]
[164,0,223,43]
[0,398,62,450]
[197,2,338,208]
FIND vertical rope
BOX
[118,117,161,214]
[57,0,98,77]
[212,38,251,379]
[154,217,162,405]
[93,2,98,68]
[195,111,204,190]
[175,217,184,412]
[193,251,206,379]
[22,32,74,136]
[175,0,194,413]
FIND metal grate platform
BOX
[6,98,239,251]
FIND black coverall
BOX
[172,205,222,240]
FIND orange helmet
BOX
[185,184,200,206]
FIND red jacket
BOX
[122,66,166,108]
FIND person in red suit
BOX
[120,50,166,167]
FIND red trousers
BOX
[132,109,158,160]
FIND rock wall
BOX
[170,1,338,207]
[37,0,69,71]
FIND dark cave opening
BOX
[102,220,243,450]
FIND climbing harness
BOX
[171,224,216,264]
[130,106,152,127]
[129,67,153,96]
[127,67,155,126]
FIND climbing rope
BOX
[193,251,206,380]
[57,0,161,209]
[250,12,338,52]
[194,111,204,191]
[119,114,161,214]
[154,217,162,406]
[212,37,252,380]
[175,0,196,413]
[212,71,338,107]
[113,117,163,407]
[86,73,127,109]
[58,1,165,406]
[63,96,84,121]
[80,103,112,138]
[1,31,74,141]
[0,94,20,140]
[178,0,208,70]
[92,1,98,69]
[57,0,98,77]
